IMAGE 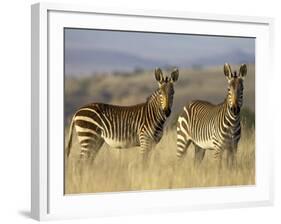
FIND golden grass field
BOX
[64,65,255,194]
[65,124,255,194]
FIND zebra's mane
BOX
[146,89,161,103]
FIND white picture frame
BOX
[31,2,274,221]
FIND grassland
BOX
[65,124,255,194]
[64,65,255,194]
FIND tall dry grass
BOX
[65,124,255,194]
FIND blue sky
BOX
[65,28,255,75]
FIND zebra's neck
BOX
[222,99,240,131]
[146,90,167,125]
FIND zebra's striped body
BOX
[176,64,247,168]
[66,68,179,164]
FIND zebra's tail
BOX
[66,116,75,157]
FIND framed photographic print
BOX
[31,2,274,221]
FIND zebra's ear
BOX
[155,68,164,83]
[224,63,232,80]
[171,68,179,82]
[239,64,247,79]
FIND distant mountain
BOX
[180,49,255,68]
[65,48,255,76]
[65,48,168,76]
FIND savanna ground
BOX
[65,125,255,194]
[64,65,255,194]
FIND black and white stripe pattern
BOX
[66,68,179,163]
[176,64,247,168]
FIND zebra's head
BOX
[154,68,179,117]
[224,63,247,115]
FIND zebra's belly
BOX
[103,137,139,149]
[195,139,214,150]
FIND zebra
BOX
[66,68,179,166]
[176,63,247,168]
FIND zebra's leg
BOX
[173,137,192,178]
[194,145,206,166]
[226,148,237,170]
[217,152,223,174]
[139,134,152,169]
[77,136,104,175]
[176,123,192,160]
[141,151,151,169]
[88,138,105,165]
[214,147,224,173]
[176,137,192,160]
